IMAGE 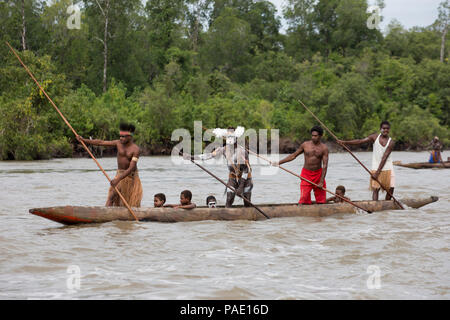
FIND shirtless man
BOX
[76,122,143,207]
[338,120,395,201]
[273,126,329,205]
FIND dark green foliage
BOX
[0,0,449,159]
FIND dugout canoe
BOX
[29,196,438,225]
[394,161,450,169]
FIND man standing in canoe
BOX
[338,121,395,201]
[191,127,253,208]
[273,126,329,205]
[76,122,143,207]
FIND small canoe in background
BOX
[394,161,450,169]
[29,196,438,225]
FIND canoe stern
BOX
[401,196,438,209]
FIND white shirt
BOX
[372,134,393,171]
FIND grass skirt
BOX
[107,170,143,207]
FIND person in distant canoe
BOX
[338,121,395,201]
[428,136,444,163]
[165,190,196,209]
[154,193,166,208]
[327,185,350,203]
[76,122,143,207]
[272,125,329,205]
[190,127,253,208]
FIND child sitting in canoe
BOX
[165,190,197,209]
[154,193,166,207]
[327,185,350,203]
[206,195,217,208]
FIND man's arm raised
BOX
[189,146,224,161]
[76,135,118,147]
[338,134,376,146]
[274,143,304,166]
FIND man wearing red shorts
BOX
[274,126,329,204]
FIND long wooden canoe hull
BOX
[394,161,449,169]
[29,196,438,225]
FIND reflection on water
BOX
[0,151,449,299]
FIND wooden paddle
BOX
[178,150,270,219]
[297,99,405,210]
[6,42,139,222]
[243,147,373,214]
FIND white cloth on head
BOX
[372,134,393,171]
[212,128,228,138]
[212,126,245,138]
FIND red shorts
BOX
[299,168,326,204]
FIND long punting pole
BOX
[199,126,371,214]
[6,42,139,221]
[297,99,404,210]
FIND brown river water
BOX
[0,151,449,299]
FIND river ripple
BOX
[0,151,448,299]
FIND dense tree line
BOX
[0,0,449,160]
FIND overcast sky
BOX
[270,0,443,33]
[140,1,444,32]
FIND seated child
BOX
[154,193,166,207]
[165,190,197,209]
[327,185,350,203]
[206,195,217,208]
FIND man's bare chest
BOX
[117,145,135,159]
[304,144,323,158]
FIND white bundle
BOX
[234,126,245,137]
[212,128,228,138]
